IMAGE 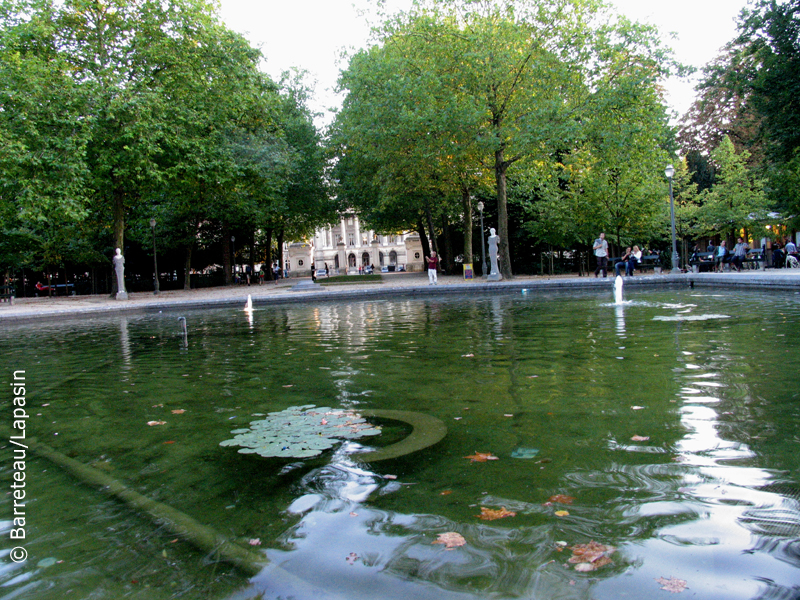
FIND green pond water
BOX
[1,286,799,600]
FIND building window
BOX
[415,252,420,259]
[349,233,355,246]
[389,250,398,264]
[298,259,304,266]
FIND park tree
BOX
[696,136,770,240]
[680,0,797,224]
[0,0,95,284]
[334,0,679,277]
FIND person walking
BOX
[715,241,728,272]
[425,251,439,285]
[593,232,609,278]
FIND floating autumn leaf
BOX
[248,538,261,546]
[171,409,186,415]
[631,435,650,441]
[548,494,575,504]
[462,353,474,357]
[631,406,645,410]
[152,404,164,408]
[440,490,453,496]
[554,510,570,517]
[477,506,516,521]
[464,452,499,462]
[383,474,397,480]
[147,421,166,426]
[655,577,688,593]
[568,541,615,571]
[432,532,466,549]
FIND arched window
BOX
[389,250,398,265]
[349,253,357,267]
[334,255,339,269]
[379,251,385,266]
[362,252,370,266]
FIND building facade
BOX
[285,214,425,276]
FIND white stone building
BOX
[285,214,425,276]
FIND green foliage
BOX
[0,0,332,282]
[333,0,680,275]
[697,136,770,237]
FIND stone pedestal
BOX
[116,291,129,300]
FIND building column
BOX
[371,240,380,269]
[354,216,361,248]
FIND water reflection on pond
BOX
[1,287,799,600]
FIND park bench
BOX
[609,254,661,274]
[0,285,15,304]
[739,248,765,270]
[689,251,716,272]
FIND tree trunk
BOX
[183,244,193,290]
[424,198,438,257]
[222,224,232,286]
[461,188,473,272]
[276,228,285,276]
[495,149,513,279]
[442,213,454,274]
[417,216,430,261]
[249,230,256,283]
[110,186,126,296]
[264,228,274,281]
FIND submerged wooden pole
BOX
[30,440,268,577]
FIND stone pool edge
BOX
[2,271,798,323]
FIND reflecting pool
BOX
[1,287,799,600]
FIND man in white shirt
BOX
[593,232,609,278]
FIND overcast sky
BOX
[218,0,749,127]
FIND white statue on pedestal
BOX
[487,228,502,281]
[113,248,128,300]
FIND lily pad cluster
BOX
[219,405,382,458]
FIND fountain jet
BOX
[614,276,624,304]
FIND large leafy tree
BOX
[334,0,678,277]
[680,0,796,224]
[696,135,770,239]
[0,0,96,285]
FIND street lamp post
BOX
[149,218,159,294]
[477,201,487,277]
[665,164,681,274]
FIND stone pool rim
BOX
[2,270,799,324]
